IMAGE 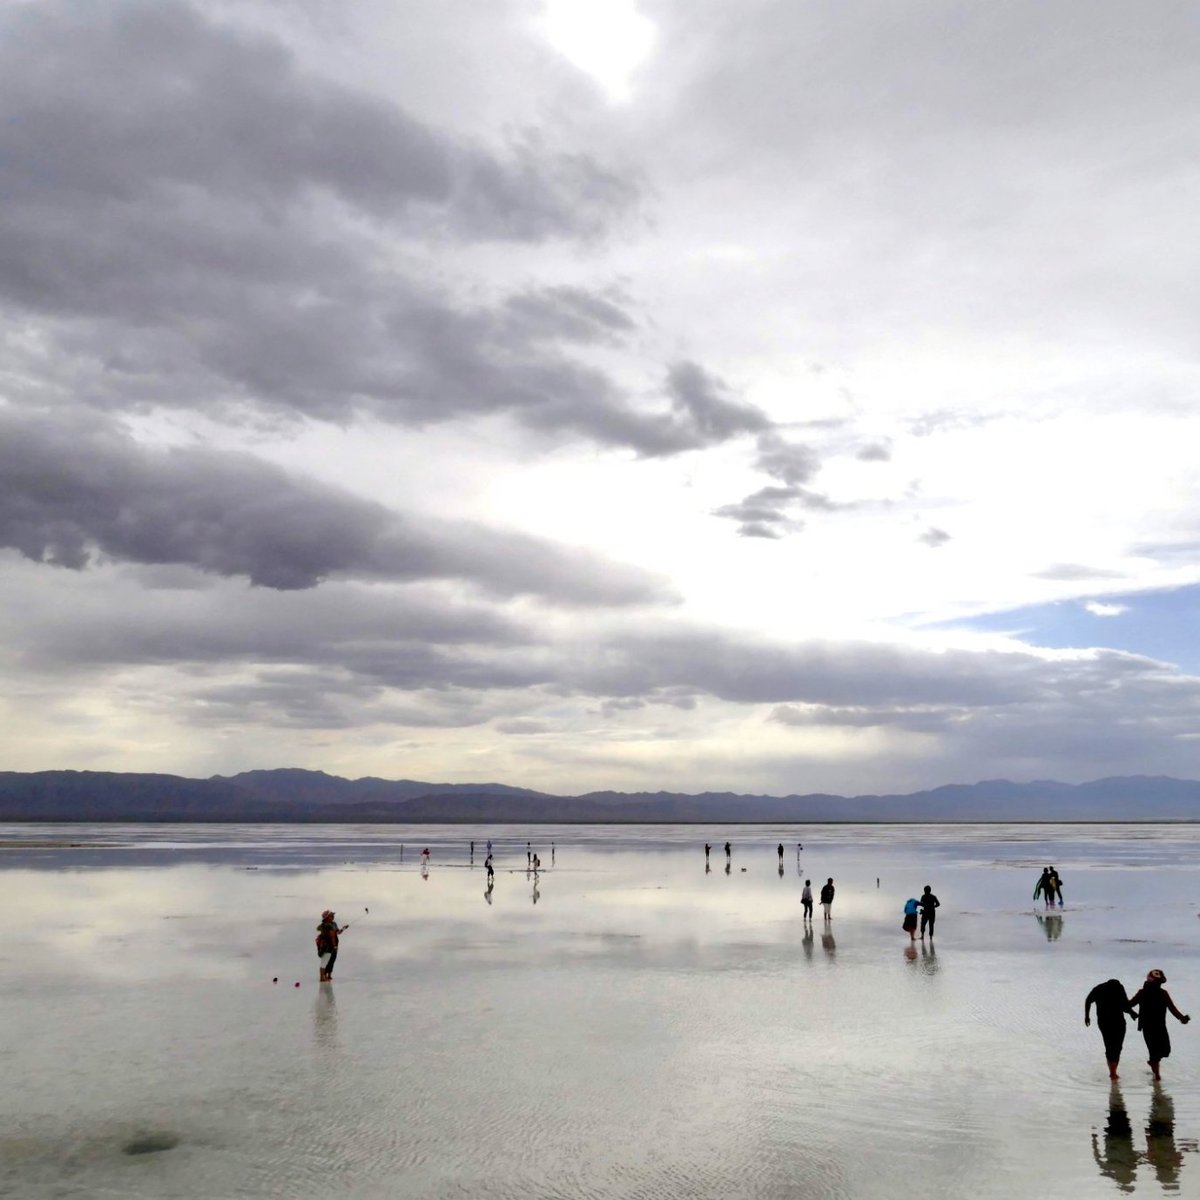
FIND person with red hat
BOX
[315,909,348,983]
[1129,969,1191,1081]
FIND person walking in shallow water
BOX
[1130,970,1191,1081]
[902,896,919,940]
[918,885,940,938]
[801,879,813,921]
[820,878,835,920]
[1086,978,1137,1081]
[316,909,348,983]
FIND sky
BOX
[3,0,1200,797]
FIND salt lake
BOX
[4,822,1200,1198]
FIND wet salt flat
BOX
[4,822,1200,1199]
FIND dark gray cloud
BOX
[0,1,630,243]
[918,527,951,548]
[11,558,1200,788]
[0,0,784,465]
[0,408,671,604]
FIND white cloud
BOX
[1084,601,1129,617]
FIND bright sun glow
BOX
[539,0,656,101]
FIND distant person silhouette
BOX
[724,841,731,859]
[777,843,784,863]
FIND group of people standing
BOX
[1086,971,1191,1081]
[1034,865,1064,907]
[901,886,940,940]
[799,878,836,921]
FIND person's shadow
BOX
[1091,1083,1199,1193]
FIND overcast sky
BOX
[4,0,1200,796]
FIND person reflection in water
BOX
[778,861,784,878]
[314,984,338,1051]
[484,879,494,905]
[1091,1082,1199,1193]
[821,931,836,958]
[1145,1083,1198,1188]
[801,923,814,962]
[725,860,731,876]
[1092,1084,1137,1194]
[1035,911,1063,940]
[1129,969,1191,1081]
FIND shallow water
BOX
[4,823,1200,1198]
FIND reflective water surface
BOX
[4,822,1200,1198]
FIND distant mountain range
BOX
[1,768,1199,822]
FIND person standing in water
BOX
[1049,866,1064,907]
[1034,866,1054,907]
[316,909,348,983]
[902,896,919,940]
[1130,970,1191,1081]
[777,843,784,864]
[820,878,835,920]
[1085,978,1137,1081]
[484,852,494,883]
[526,842,532,867]
[801,879,813,921]
[725,841,732,861]
[918,885,940,939]
[705,843,711,863]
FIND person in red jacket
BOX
[316,909,348,983]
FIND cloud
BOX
[918,527,951,548]
[0,408,670,604]
[0,0,787,465]
[1033,563,1126,581]
[1084,601,1128,617]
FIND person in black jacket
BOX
[1129,969,1191,1081]
[1085,978,1136,1080]
[918,885,940,939]
[820,878,835,921]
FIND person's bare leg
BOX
[1149,1059,1161,1081]
[1107,1060,1119,1081]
